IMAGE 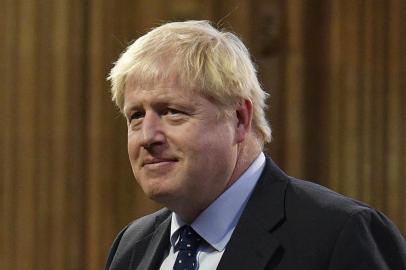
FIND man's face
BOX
[124,76,240,216]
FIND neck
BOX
[227,137,261,189]
[176,136,262,223]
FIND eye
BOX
[162,107,188,124]
[166,108,184,115]
[129,111,144,122]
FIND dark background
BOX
[1,0,405,269]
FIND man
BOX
[105,20,406,270]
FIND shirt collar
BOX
[169,152,266,251]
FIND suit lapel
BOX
[218,158,288,270]
[135,214,171,270]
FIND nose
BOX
[140,111,166,148]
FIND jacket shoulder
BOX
[287,177,371,215]
[285,177,381,234]
[105,208,171,270]
[281,177,406,268]
[124,208,172,242]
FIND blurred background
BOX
[1,0,405,269]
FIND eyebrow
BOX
[124,99,198,115]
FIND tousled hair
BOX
[108,20,271,143]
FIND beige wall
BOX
[1,0,405,269]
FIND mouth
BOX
[142,157,178,167]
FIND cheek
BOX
[186,125,235,163]
[127,134,140,160]
[203,124,235,148]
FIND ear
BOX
[235,99,253,143]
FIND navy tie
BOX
[173,226,203,270]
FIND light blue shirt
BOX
[160,153,266,269]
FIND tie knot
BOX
[175,226,203,252]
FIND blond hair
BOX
[108,20,271,143]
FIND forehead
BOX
[124,74,207,108]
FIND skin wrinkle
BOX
[124,74,259,223]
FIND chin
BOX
[144,185,176,202]
[145,187,164,199]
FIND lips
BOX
[142,157,178,166]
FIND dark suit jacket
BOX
[105,158,406,270]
